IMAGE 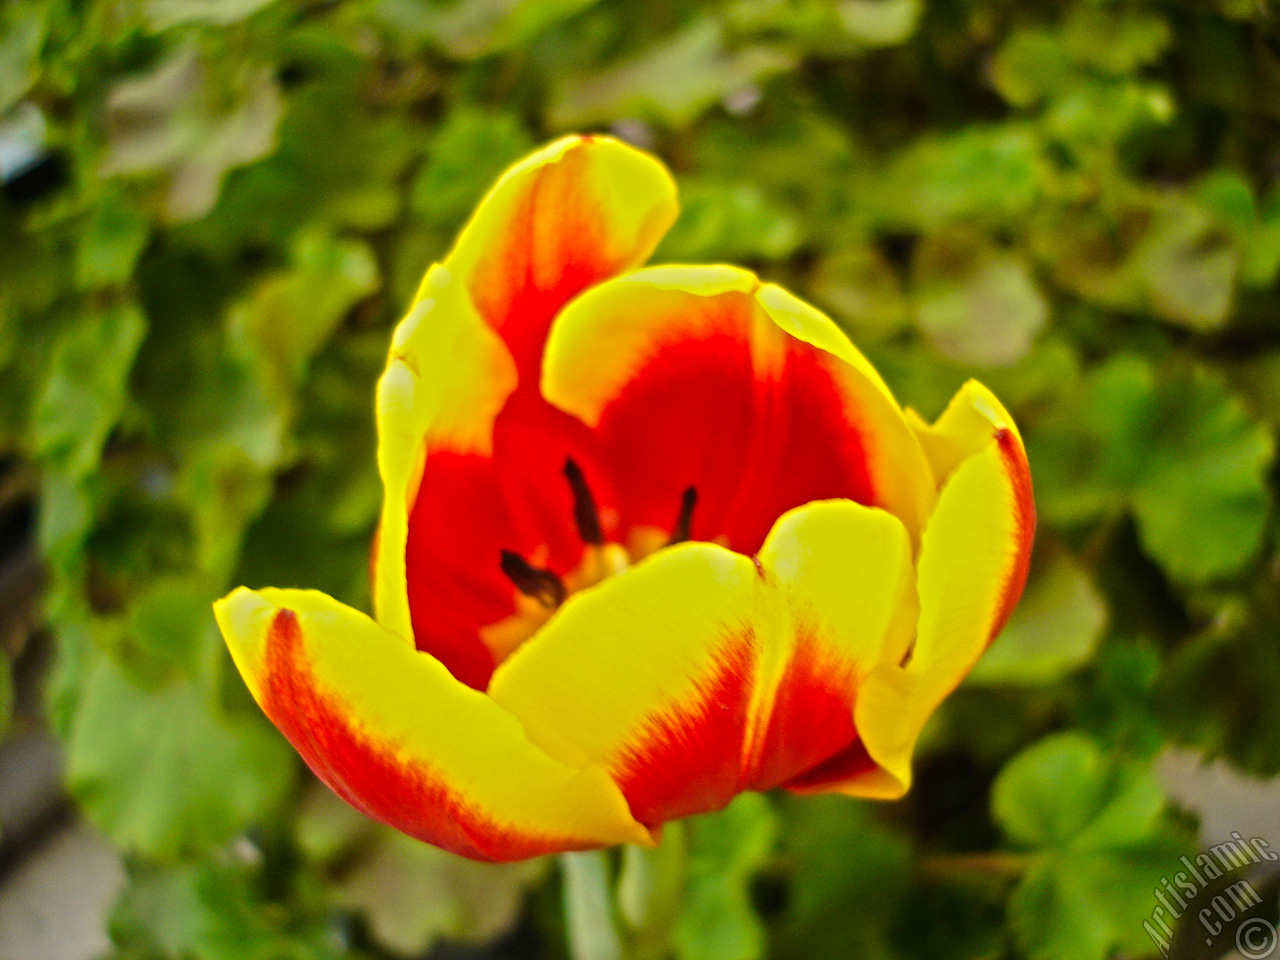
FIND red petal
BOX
[406,393,616,688]
[613,633,757,826]
[589,321,876,556]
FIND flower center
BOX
[483,460,699,664]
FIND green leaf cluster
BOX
[993,734,1192,960]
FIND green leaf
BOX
[1030,357,1273,582]
[1010,844,1185,960]
[187,50,417,249]
[1242,188,1280,285]
[772,796,910,960]
[835,0,922,47]
[1194,169,1257,240]
[994,734,1191,960]
[550,19,795,128]
[675,793,778,960]
[809,247,910,343]
[294,785,376,865]
[111,860,342,960]
[1130,367,1273,583]
[990,28,1072,108]
[0,3,45,113]
[66,654,293,859]
[32,300,147,481]
[377,0,605,59]
[229,230,379,386]
[411,106,532,230]
[968,551,1107,686]
[1042,76,1174,150]
[880,125,1043,230]
[1073,642,1164,758]
[1060,6,1171,75]
[1134,202,1239,331]
[181,447,278,582]
[101,47,284,223]
[336,828,545,955]
[912,234,1047,367]
[656,180,801,263]
[144,0,279,29]
[124,577,222,680]
[75,190,150,290]
[1159,602,1280,776]
[36,465,95,577]
[992,733,1163,850]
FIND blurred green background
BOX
[2,0,1280,958]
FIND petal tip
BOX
[213,586,279,699]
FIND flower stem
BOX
[562,850,625,960]
[917,851,1031,879]
[617,823,686,960]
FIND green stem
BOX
[917,851,1031,879]
[617,822,687,960]
[562,850,625,960]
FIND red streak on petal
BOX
[989,428,1035,642]
[744,630,860,791]
[727,347,878,554]
[406,451,505,689]
[261,609,590,862]
[406,394,615,689]
[614,633,756,827]
[780,736,878,792]
[594,330,875,556]
[469,148,615,379]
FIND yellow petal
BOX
[214,587,648,861]
[831,383,1034,798]
[374,135,678,641]
[906,379,1025,488]
[445,135,678,370]
[540,265,936,548]
[487,499,915,825]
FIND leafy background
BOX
[2,0,1279,958]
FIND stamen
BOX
[668,486,698,545]
[499,550,565,608]
[563,457,603,545]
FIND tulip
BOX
[214,135,1034,863]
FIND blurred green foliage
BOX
[3,0,1280,958]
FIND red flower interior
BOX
[406,303,882,693]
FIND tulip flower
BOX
[214,135,1034,863]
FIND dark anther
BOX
[500,550,565,608]
[668,486,698,545]
[563,457,603,545]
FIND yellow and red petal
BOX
[540,265,937,554]
[214,587,648,862]
[373,268,518,648]
[487,499,916,826]
[441,134,678,379]
[374,136,676,659]
[802,382,1034,798]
